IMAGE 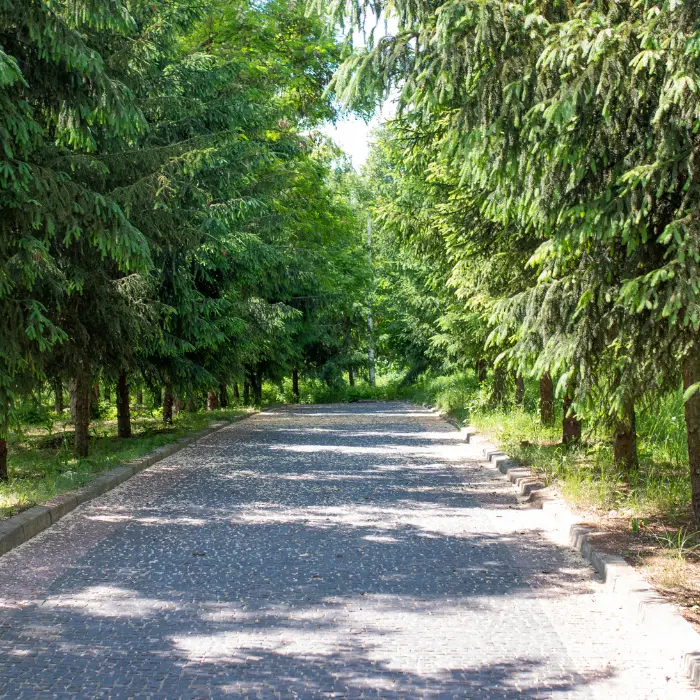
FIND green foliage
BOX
[0,0,371,467]
[319,0,700,515]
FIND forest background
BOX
[4,0,700,616]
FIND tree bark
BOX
[476,359,488,384]
[173,398,184,414]
[562,392,582,445]
[219,384,228,408]
[348,367,355,387]
[74,371,91,457]
[540,373,554,425]
[491,364,507,406]
[243,380,250,405]
[136,387,143,405]
[186,394,197,412]
[249,368,263,404]
[0,415,8,481]
[207,391,219,411]
[54,377,64,414]
[69,379,77,423]
[292,368,300,402]
[163,381,174,424]
[515,375,525,405]
[683,353,700,520]
[233,382,240,401]
[153,387,162,410]
[116,371,131,438]
[614,399,637,473]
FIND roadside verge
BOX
[430,405,700,688]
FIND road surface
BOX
[0,403,695,698]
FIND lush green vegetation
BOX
[0,0,372,487]
[4,0,700,528]
[315,0,700,520]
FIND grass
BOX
[261,374,404,405]
[381,370,691,522]
[2,402,249,520]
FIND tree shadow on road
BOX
[0,403,627,697]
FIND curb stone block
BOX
[464,424,700,687]
[0,411,257,558]
[44,494,79,524]
[0,519,26,555]
[685,653,700,686]
[462,427,476,443]
[492,455,512,473]
[14,506,52,541]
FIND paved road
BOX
[0,403,695,698]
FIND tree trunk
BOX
[614,399,637,473]
[163,381,174,424]
[69,379,77,423]
[292,368,299,402]
[186,395,197,412]
[515,375,525,405]
[219,384,228,408]
[0,415,8,481]
[153,388,162,410]
[255,367,263,403]
[207,391,219,411]
[116,371,131,439]
[249,368,263,404]
[243,380,250,405]
[54,377,64,414]
[540,373,554,425]
[136,387,143,405]
[173,398,184,414]
[682,353,700,520]
[476,359,488,384]
[93,384,100,402]
[348,367,355,387]
[490,364,507,406]
[103,384,110,403]
[74,371,91,457]
[233,382,240,401]
[562,392,581,446]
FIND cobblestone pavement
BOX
[0,403,696,699]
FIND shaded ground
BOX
[0,402,695,698]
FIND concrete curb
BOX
[462,424,700,688]
[0,411,258,558]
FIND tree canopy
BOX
[0,0,370,467]
[317,0,700,516]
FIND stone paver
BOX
[0,402,696,698]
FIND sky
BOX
[321,100,396,170]
[320,16,398,171]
